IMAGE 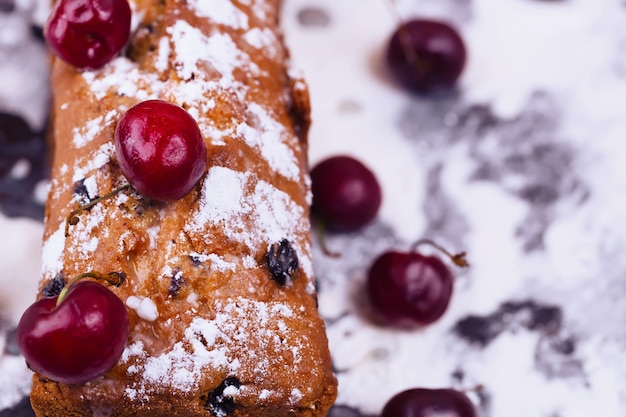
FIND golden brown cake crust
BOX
[31,0,337,415]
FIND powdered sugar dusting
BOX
[187,0,249,30]
[188,166,313,280]
[40,224,66,278]
[121,297,304,396]
[237,102,301,181]
[71,142,115,183]
[72,110,118,149]
[167,21,255,84]
[82,59,161,101]
[244,27,278,57]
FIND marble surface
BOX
[2,0,626,416]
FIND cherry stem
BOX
[410,238,469,268]
[65,183,132,237]
[314,220,342,258]
[383,0,425,72]
[56,271,126,307]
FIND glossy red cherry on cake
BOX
[310,155,382,232]
[386,19,466,93]
[381,388,477,417]
[17,281,129,384]
[366,240,468,328]
[115,100,208,201]
[44,0,131,69]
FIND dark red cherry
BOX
[367,240,468,327]
[16,280,129,384]
[115,100,207,201]
[44,0,131,69]
[386,19,466,93]
[367,250,453,327]
[381,388,477,417]
[310,155,382,232]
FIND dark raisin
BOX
[265,239,299,285]
[189,253,203,266]
[72,178,96,205]
[203,377,240,417]
[41,274,65,297]
[169,270,185,297]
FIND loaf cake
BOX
[30,0,337,415]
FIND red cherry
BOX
[381,388,477,417]
[386,19,467,93]
[310,155,382,232]
[16,280,129,384]
[43,0,131,69]
[114,100,208,201]
[367,240,468,328]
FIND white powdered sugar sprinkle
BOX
[188,166,313,279]
[72,110,118,148]
[167,21,255,84]
[187,0,249,30]
[71,142,115,183]
[121,297,302,396]
[237,102,301,181]
[126,296,159,322]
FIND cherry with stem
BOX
[17,271,130,384]
[65,183,131,236]
[367,238,469,328]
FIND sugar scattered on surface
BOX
[154,37,171,73]
[122,298,303,396]
[236,102,301,181]
[244,27,277,57]
[189,166,313,281]
[188,251,238,272]
[72,110,118,149]
[167,21,254,84]
[40,224,65,280]
[187,0,249,30]
[126,296,159,322]
[71,142,115,183]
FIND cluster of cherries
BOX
[310,10,476,417]
[18,0,209,385]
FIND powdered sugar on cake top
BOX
[121,297,308,401]
[186,0,249,30]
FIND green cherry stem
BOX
[56,271,126,307]
[65,183,132,237]
[410,238,470,268]
[315,219,342,258]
